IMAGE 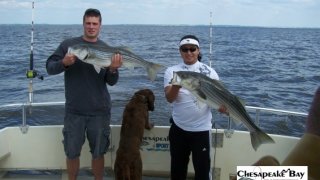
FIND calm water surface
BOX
[0,25,319,137]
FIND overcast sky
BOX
[0,0,319,28]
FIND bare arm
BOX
[164,85,181,103]
[108,53,123,73]
[105,53,123,86]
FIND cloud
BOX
[0,0,30,8]
[213,0,320,27]
[0,0,318,27]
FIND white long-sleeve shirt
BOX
[164,61,219,131]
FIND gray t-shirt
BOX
[46,36,118,116]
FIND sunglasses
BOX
[180,47,197,53]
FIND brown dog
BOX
[114,89,155,180]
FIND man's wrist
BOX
[61,59,69,69]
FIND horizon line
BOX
[0,23,319,29]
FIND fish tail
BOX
[250,130,275,151]
[147,63,164,81]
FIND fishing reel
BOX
[26,70,44,80]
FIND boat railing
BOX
[0,102,308,135]
[245,105,307,125]
[0,102,64,133]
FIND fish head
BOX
[171,71,182,85]
[68,44,89,61]
[172,71,200,90]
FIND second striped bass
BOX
[171,71,275,151]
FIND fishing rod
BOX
[26,1,43,104]
[209,11,213,68]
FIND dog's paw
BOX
[146,122,154,130]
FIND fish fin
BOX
[128,66,135,71]
[250,130,275,151]
[194,81,207,100]
[232,118,242,126]
[116,46,133,52]
[196,89,207,100]
[236,96,246,106]
[212,79,227,91]
[146,63,165,81]
[93,65,101,73]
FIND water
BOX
[0,25,319,137]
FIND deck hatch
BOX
[212,132,223,148]
[212,167,221,180]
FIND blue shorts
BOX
[62,113,111,159]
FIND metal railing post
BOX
[224,116,234,138]
[20,103,29,134]
[255,109,260,126]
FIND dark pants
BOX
[169,122,211,180]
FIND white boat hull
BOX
[0,125,299,179]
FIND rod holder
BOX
[20,104,29,134]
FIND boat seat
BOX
[0,152,10,162]
[0,130,11,162]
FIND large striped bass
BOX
[68,44,164,81]
[171,71,275,151]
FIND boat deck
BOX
[0,102,306,180]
